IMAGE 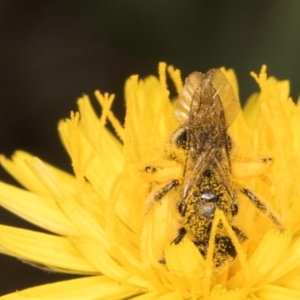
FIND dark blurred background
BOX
[0,0,300,295]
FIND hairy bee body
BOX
[170,69,242,266]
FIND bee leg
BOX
[178,201,187,216]
[153,180,180,201]
[173,227,187,244]
[159,224,184,265]
[231,226,247,242]
[241,188,283,229]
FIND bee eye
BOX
[201,190,218,201]
[171,127,188,149]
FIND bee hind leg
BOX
[158,226,185,265]
[172,227,187,244]
[232,226,247,242]
[241,188,283,229]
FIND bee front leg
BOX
[144,178,180,216]
[153,179,180,201]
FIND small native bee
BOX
[148,69,282,267]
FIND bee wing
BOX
[174,72,204,125]
[174,69,240,128]
[176,69,239,200]
[208,69,240,127]
[181,147,216,199]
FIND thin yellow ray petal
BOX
[0,275,140,300]
[283,277,300,291]
[114,244,143,271]
[72,237,154,291]
[27,157,110,249]
[0,152,50,197]
[107,169,144,241]
[0,225,97,274]
[94,90,125,142]
[77,95,123,162]
[55,194,109,249]
[58,115,122,200]
[248,231,292,284]
[164,238,205,294]
[0,151,76,197]
[254,283,300,300]
[167,65,183,94]
[124,71,175,165]
[270,238,300,284]
[157,291,183,300]
[210,285,245,300]
[141,191,180,269]
[130,291,161,299]
[243,92,260,129]
[0,181,79,236]
[165,238,204,281]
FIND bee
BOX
[148,69,282,267]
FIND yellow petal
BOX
[0,276,139,299]
[0,225,96,274]
[124,63,175,165]
[141,191,180,269]
[72,237,153,290]
[210,285,245,300]
[254,283,300,300]
[156,291,183,300]
[269,238,300,284]
[0,181,78,236]
[28,157,109,249]
[164,238,204,280]
[0,151,75,197]
[58,113,122,201]
[129,291,161,299]
[248,231,292,285]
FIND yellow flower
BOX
[0,63,300,299]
